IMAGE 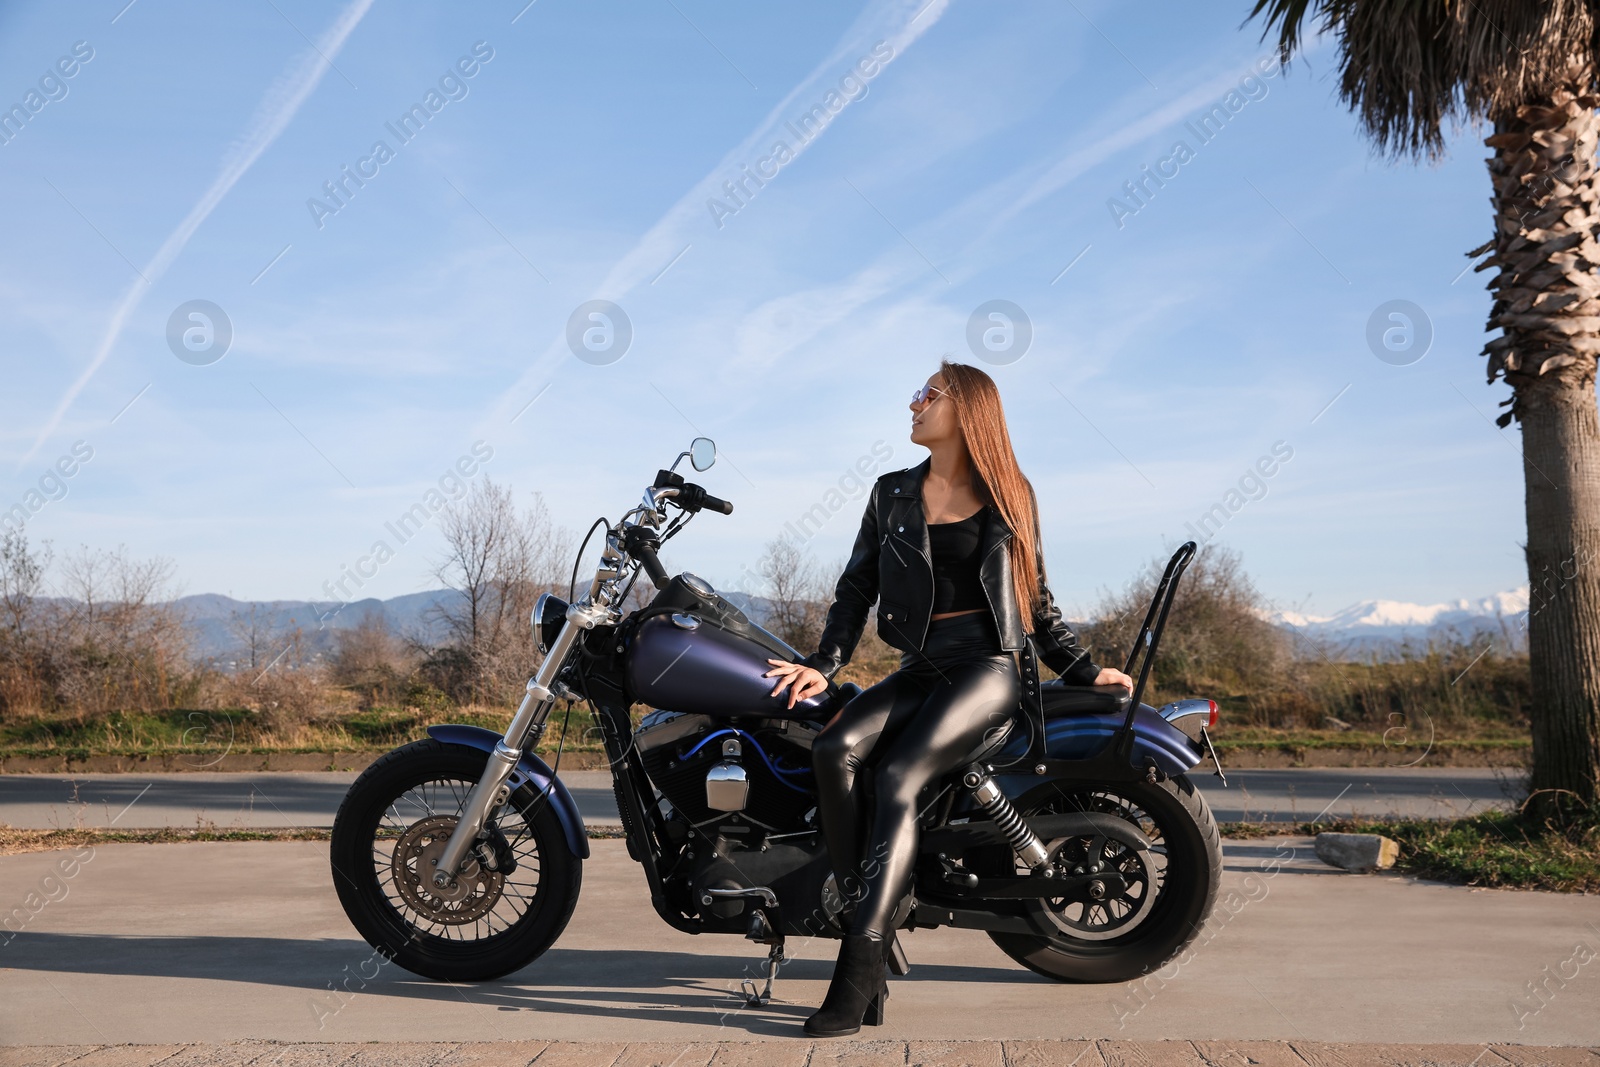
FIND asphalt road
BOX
[0,766,1522,831]
[2,836,1597,1046]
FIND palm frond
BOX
[1246,0,1598,159]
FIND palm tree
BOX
[1245,1,1600,824]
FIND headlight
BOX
[532,592,569,655]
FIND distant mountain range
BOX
[168,583,1533,666]
[1263,587,1529,654]
[172,587,771,665]
[173,590,462,665]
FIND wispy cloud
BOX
[670,55,1290,378]
[20,0,374,465]
[477,0,952,429]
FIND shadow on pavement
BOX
[0,931,1041,1035]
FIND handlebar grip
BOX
[679,482,733,515]
[633,543,671,589]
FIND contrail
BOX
[21,0,375,465]
[480,0,951,429]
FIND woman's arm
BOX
[796,479,882,680]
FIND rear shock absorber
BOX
[962,765,1052,872]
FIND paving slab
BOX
[0,1050,117,1067]
[435,1043,551,1067]
[1098,1039,1208,1066]
[905,1038,1007,1067]
[1003,1038,1104,1067]
[1186,1041,1309,1066]
[1489,1045,1600,1066]
[67,1049,192,1067]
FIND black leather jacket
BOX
[800,458,1103,713]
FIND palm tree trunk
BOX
[1477,68,1600,822]
[1519,372,1600,819]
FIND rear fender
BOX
[426,724,590,859]
[953,704,1202,816]
[1035,703,1202,776]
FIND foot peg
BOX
[935,852,979,889]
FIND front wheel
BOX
[330,738,583,981]
[971,773,1222,983]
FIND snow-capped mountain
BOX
[1266,587,1529,653]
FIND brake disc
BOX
[390,814,506,925]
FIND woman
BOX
[764,360,1134,1038]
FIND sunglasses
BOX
[911,384,950,404]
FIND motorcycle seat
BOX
[1039,681,1132,718]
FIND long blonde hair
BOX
[937,359,1043,629]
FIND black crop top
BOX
[928,511,987,614]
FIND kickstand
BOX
[885,929,910,975]
[739,941,786,1007]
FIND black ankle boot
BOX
[804,933,889,1037]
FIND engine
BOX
[634,708,822,837]
[633,708,846,934]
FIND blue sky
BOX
[0,0,1542,621]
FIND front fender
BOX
[426,724,590,860]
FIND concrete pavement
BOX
[2,835,1597,1048]
[0,767,1524,831]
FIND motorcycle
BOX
[330,438,1228,1000]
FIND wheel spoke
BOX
[359,773,553,944]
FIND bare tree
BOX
[0,531,50,717]
[227,603,276,672]
[428,479,571,703]
[0,530,49,637]
[758,536,829,653]
[331,611,410,707]
[14,544,190,716]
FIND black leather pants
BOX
[810,611,1019,939]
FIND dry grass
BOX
[0,701,615,760]
[0,825,332,856]
[1218,810,1600,893]
[0,823,633,857]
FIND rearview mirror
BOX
[689,437,716,471]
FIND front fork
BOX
[430,599,602,890]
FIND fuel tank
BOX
[625,610,837,719]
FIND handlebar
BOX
[621,525,672,590]
[649,472,733,516]
[581,469,734,603]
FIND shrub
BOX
[1077,542,1291,703]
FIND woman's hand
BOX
[1093,666,1135,690]
[764,658,829,709]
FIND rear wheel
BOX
[970,773,1221,983]
[330,738,583,981]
